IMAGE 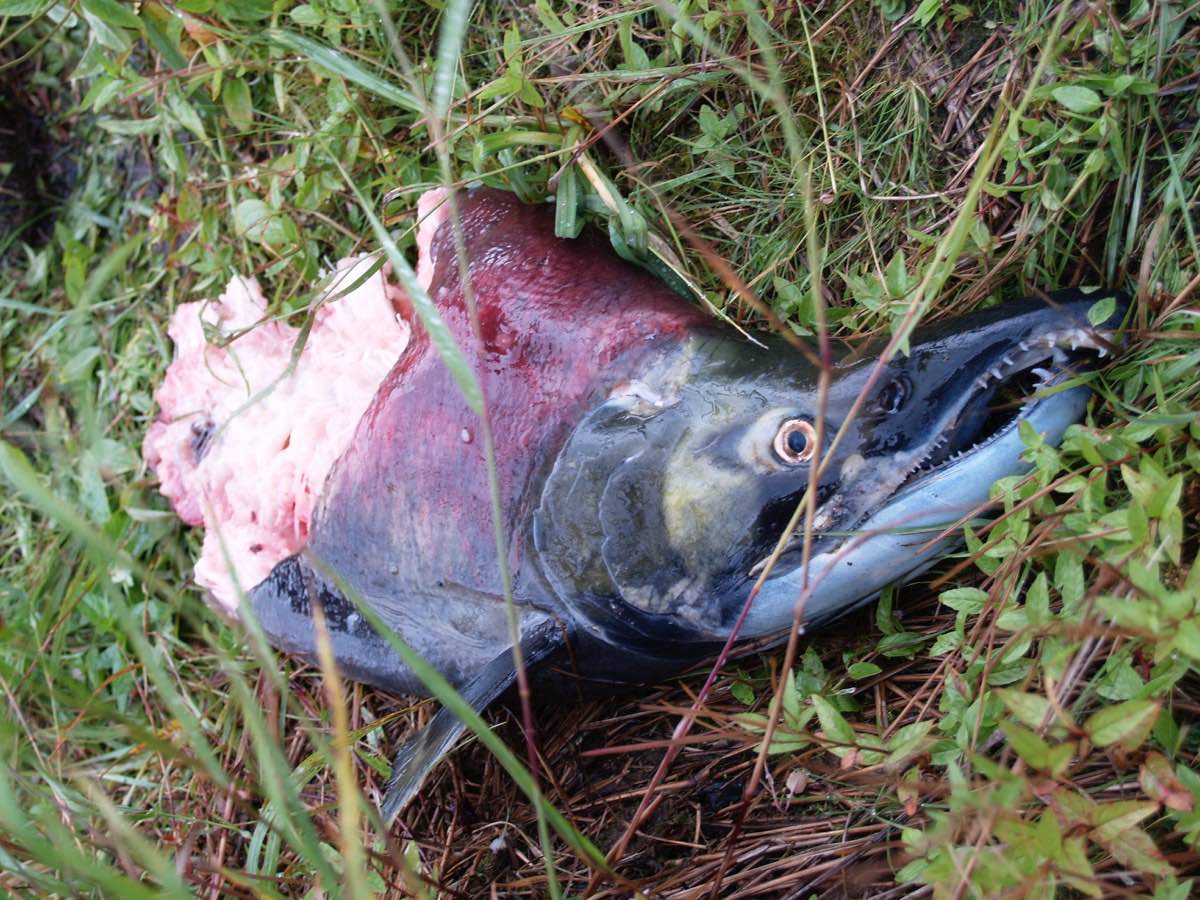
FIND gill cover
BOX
[534,334,834,646]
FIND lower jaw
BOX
[740,384,1093,639]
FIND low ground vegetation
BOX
[1,0,1198,896]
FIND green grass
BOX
[2,0,1199,895]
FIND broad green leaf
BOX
[888,721,934,763]
[847,662,882,680]
[233,199,298,248]
[998,689,1055,730]
[999,721,1050,769]
[82,0,142,31]
[1027,572,1050,625]
[811,694,855,745]
[0,0,47,13]
[222,77,254,131]
[1087,295,1117,325]
[289,3,323,26]
[166,93,206,141]
[1053,85,1103,114]
[939,587,988,614]
[930,630,961,656]
[1084,699,1159,748]
[730,679,754,706]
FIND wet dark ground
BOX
[0,47,76,251]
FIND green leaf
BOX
[554,160,581,239]
[1087,295,1117,326]
[999,720,1050,769]
[166,93,207,141]
[885,249,908,297]
[76,234,142,309]
[222,77,254,131]
[914,0,941,26]
[1055,553,1085,610]
[777,668,803,727]
[877,631,928,659]
[939,587,988,614]
[730,679,754,706]
[1027,572,1051,625]
[1045,743,1074,778]
[930,630,961,656]
[847,662,882,680]
[81,0,143,31]
[62,347,103,383]
[875,584,898,635]
[1091,799,1158,836]
[1172,619,1200,661]
[1052,85,1103,114]
[998,689,1055,731]
[0,0,47,14]
[79,2,132,51]
[995,606,1029,632]
[233,199,298,248]
[888,721,934,763]
[1084,699,1159,748]
[288,4,323,26]
[811,694,856,746]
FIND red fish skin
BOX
[306,188,710,639]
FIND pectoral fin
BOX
[380,628,560,823]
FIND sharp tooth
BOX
[1019,340,1031,351]
[1032,366,1054,382]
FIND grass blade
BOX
[432,0,474,121]
[268,30,421,115]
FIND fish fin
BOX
[379,626,561,823]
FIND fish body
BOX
[166,188,1123,815]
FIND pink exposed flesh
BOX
[143,254,414,613]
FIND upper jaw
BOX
[892,320,1114,490]
[750,302,1122,579]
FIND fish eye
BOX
[876,376,911,414]
[773,419,816,465]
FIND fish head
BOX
[536,290,1125,659]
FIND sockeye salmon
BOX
[144,187,1124,819]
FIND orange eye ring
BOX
[773,419,816,465]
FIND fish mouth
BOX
[894,324,1111,492]
[754,322,1114,577]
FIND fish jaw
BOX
[742,380,1091,635]
[739,290,1126,637]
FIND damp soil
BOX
[0,47,77,251]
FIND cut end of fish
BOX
[142,255,414,612]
